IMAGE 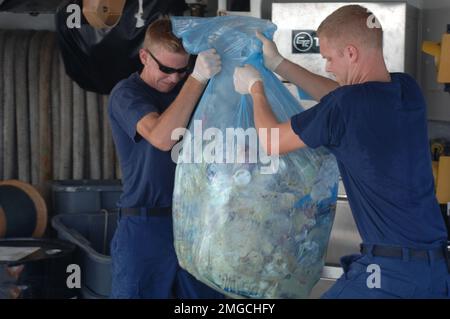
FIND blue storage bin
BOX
[51,212,117,297]
[52,180,122,214]
[80,285,107,299]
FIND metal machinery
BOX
[272,2,419,106]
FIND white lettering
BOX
[366,264,381,288]
[66,4,81,29]
[170,120,280,174]
[66,264,81,289]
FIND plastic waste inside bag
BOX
[171,16,340,299]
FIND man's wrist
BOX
[190,71,208,84]
[268,55,284,72]
[250,80,264,95]
[188,74,208,89]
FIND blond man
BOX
[233,5,449,298]
[108,17,223,299]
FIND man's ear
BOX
[139,48,148,66]
[346,45,359,63]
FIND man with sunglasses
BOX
[108,17,223,299]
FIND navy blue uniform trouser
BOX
[110,214,224,299]
[322,250,450,299]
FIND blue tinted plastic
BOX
[171,16,339,298]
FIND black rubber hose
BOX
[15,31,33,183]
[102,95,115,179]
[28,32,46,185]
[51,47,61,179]
[58,53,73,179]
[86,92,101,179]
[39,32,55,190]
[3,33,17,180]
[72,82,86,180]
[0,30,7,180]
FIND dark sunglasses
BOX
[146,49,190,74]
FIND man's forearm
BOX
[250,81,280,155]
[276,59,338,101]
[151,76,205,148]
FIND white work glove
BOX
[233,64,263,95]
[191,48,222,84]
[256,31,284,72]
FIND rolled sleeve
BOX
[290,91,345,148]
[110,86,159,143]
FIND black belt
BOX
[360,244,447,260]
[120,207,172,217]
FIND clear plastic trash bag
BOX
[171,16,339,299]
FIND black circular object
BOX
[0,205,6,237]
[0,186,36,237]
[0,180,47,238]
[0,238,78,299]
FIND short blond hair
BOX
[317,5,383,50]
[143,17,186,53]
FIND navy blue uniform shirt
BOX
[291,73,448,248]
[108,72,184,208]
